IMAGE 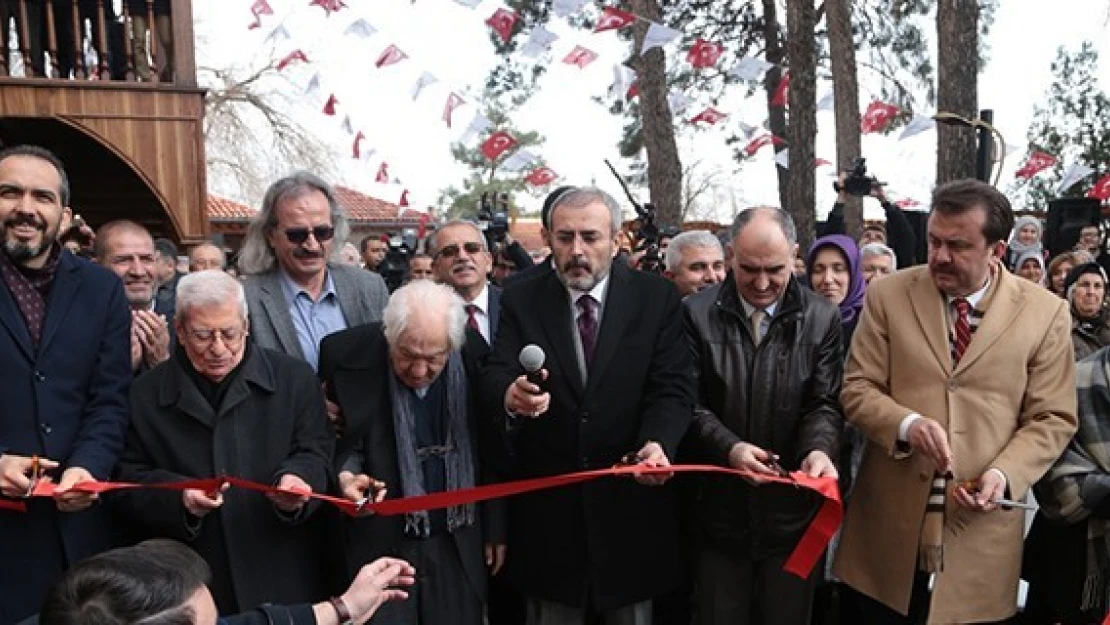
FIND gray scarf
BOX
[389,350,476,537]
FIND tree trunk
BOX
[629,0,682,229]
[786,0,817,249]
[936,0,979,183]
[762,0,789,213]
[826,0,863,238]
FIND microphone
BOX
[518,344,546,393]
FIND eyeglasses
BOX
[186,326,247,347]
[435,242,485,259]
[282,226,335,245]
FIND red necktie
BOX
[952,297,971,364]
[465,304,481,334]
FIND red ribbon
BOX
[2,464,841,578]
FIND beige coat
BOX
[833,266,1077,624]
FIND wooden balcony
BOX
[0,0,207,244]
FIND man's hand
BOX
[183,483,227,518]
[955,469,1007,512]
[324,557,416,625]
[870,182,888,202]
[485,543,507,575]
[0,454,59,497]
[268,473,312,513]
[629,441,673,486]
[727,441,778,484]
[133,310,170,368]
[906,417,953,475]
[54,467,99,512]
[338,471,387,505]
[504,372,550,418]
[321,382,344,435]
[800,450,839,479]
[130,324,144,372]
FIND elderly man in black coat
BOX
[318,279,501,625]
[113,270,334,614]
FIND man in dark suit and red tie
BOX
[483,187,694,625]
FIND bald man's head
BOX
[729,207,797,309]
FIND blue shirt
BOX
[278,269,348,371]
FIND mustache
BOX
[452,261,478,273]
[563,258,591,272]
[292,248,324,259]
[3,212,46,231]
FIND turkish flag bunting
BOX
[1089,173,1110,201]
[687,38,723,69]
[771,72,790,107]
[486,8,517,43]
[276,49,308,71]
[896,198,922,209]
[563,45,598,68]
[743,134,785,156]
[688,107,728,125]
[322,94,338,116]
[352,131,365,159]
[627,82,639,99]
[376,162,390,183]
[526,167,558,186]
[375,44,408,68]
[594,7,636,32]
[443,92,466,128]
[815,158,832,168]
[248,15,262,29]
[400,190,411,207]
[417,213,431,240]
[251,0,273,15]
[481,131,518,161]
[309,0,347,16]
[1014,151,1057,179]
[861,100,900,134]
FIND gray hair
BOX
[549,187,624,235]
[664,230,724,272]
[189,242,227,267]
[237,172,350,275]
[382,280,467,351]
[859,242,897,271]
[176,270,248,321]
[428,219,486,256]
[729,206,797,246]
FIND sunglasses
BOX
[282,226,335,245]
[436,242,485,259]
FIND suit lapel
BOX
[258,272,303,358]
[161,364,217,429]
[39,253,81,355]
[0,274,33,360]
[536,272,585,398]
[586,265,633,397]
[955,270,1023,374]
[907,271,952,376]
[488,285,501,343]
[330,265,362,327]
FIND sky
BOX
[193,0,1110,223]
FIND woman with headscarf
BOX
[805,234,866,350]
[1067,262,1110,361]
[1005,215,1046,272]
[1015,249,1047,286]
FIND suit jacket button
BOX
[947,379,958,392]
[580,456,589,468]
[41,423,52,435]
[34,371,46,383]
[579,411,588,422]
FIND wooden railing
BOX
[0,0,196,87]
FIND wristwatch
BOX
[328,596,353,625]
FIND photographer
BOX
[819,162,917,269]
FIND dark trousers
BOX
[370,533,483,625]
[842,571,931,625]
[696,546,820,625]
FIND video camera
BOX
[377,229,417,292]
[833,158,883,197]
[477,191,511,253]
[604,160,664,274]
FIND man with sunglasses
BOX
[239,172,389,374]
[429,220,499,345]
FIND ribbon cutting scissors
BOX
[23,455,44,498]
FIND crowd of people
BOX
[1,143,1109,625]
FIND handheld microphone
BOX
[518,344,546,393]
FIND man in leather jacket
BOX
[682,206,844,625]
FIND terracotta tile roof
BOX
[207,195,257,221]
[510,219,545,253]
[334,186,422,224]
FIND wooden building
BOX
[0,0,206,244]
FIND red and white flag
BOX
[276,49,308,71]
[443,92,465,128]
[322,94,338,116]
[563,46,598,69]
[687,38,723,69]
[861,100,899,134]
[309,0,347,17]
[743,134,784,156]
[526,166,558,186]
[376,162,390,183]
[481,131,518,161]
[417,213,431,240]
[251,0,273,16]
[1014,151,1057,179]
[352,131,365,159]
[896,198,922,209]
[485,8,517,43]
[594,7,636,33]
[815,158,833,168]
[688,107,728,125]
[375,44,408,69]
[1089,173,1110,201]
[627,82,639,99]
[399,190,411,207]
[771,72,790,107]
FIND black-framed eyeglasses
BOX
[283,226,335,245]
[435,242,485,259]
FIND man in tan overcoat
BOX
[833,179,1077,624]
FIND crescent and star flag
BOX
[486,8,518,43]
[594,7,636,33]
[687,38,723,69]
[375,44,408,68]
[309,0,347,16]
[481,131,518,161]
[743,134,785,156]
[443,92,466,128]
[688,107,728,125]
[1089,173,1110,201]
[563,45,598,68]
[276,49,308,71]
[1014,151,1058,179]
[861,100,900,134]
[526,167,558,186]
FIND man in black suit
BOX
[483,187,694,625]
[429,219,500,345]
[318,280,503,625]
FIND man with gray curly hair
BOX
[318,280,504,625]
[239,172,389,374]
